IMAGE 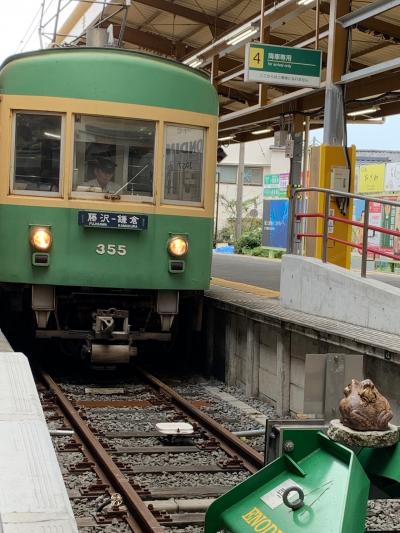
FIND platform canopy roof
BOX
[57,0,400,142]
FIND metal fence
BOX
[289,187,400,277]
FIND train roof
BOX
[0,47,218,116]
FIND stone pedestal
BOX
[328,419,399,448]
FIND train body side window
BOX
[11,113,63,196]
[163,125,205,206]
[72,115,155,200]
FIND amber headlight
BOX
[167,236,188,257]
[30,227,53,251]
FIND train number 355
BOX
[96,244,127,256]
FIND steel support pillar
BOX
[323,86,344,145]
[323,0,350,144]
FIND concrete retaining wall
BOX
[204,307,356,416]
[204,291,400,422]
[280,254,400,336]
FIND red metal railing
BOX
[289,187,400,277]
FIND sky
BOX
[312,116,400,151]
[1,0,400,151]
[0,0,74,63]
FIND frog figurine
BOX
[339,378,393,431]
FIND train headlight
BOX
[167,236,188,257]
[30,227,53,251]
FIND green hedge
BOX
[235,227,262,253]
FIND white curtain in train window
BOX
[164,125,205,203]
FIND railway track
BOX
[36,366,264,532]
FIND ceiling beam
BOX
[337,0,400,29]
[346,71,400,99]
[219,88,326,131]
[133,0,233,32]
[115,24,192,56]
[377,100,400,116]
[285,24,329,47]
[219,70,400,133]
[214,65,244,84]
[218,85,259,105]
[320,1,400,41]
[114,23,240,69]
[341,56,400,84]
[116,30,241,86]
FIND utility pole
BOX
[235,142,245,241]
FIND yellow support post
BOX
[308,144,356,269]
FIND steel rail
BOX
[136,366,264,474]
[40,371,165,533]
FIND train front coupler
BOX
[83,308,137,364]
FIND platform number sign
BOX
[249,47,265,69]
[245,43,321,88]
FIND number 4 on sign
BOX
[249,47,264,69]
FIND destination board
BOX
[78,211,148,230]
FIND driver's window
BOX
[12,112,63,196]
[72,115,155,199]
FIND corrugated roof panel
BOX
[176,0,240,19]
[375,6,400,24]
[127,3,159,24]
[148,12,203,37]
[184,25,215,46]
[352,34,381,51]
[224,0,261,22]
[275,11,327,40]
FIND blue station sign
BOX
[78,211,148,230]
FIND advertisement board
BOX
[352,197,400,257]
[384,162,400,192]
[263,173,289,199]
[262,199,288,249]
[358,164,385,193]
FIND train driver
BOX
[84,157,118,193]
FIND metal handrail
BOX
[292,186,400,208]
[289,186,400,277]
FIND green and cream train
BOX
[0,47,218,361]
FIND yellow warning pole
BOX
[314,0,353,269]
[313,145,355,269]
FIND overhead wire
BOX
[18,0,72,52]
[17,2,46,52]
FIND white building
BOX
[215,138,290,234]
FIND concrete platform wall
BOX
[204,298,400,422]
[281,255,400,335]
[204,306,353,415]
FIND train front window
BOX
[12,113,62,195]
[72,115,155,200]
[163,125,205,205]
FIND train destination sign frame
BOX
[78,211,148,230]
[245,43,322,88]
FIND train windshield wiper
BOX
[105,165,148,200]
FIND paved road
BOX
[212,253,282,291]
[212,252,400,291]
